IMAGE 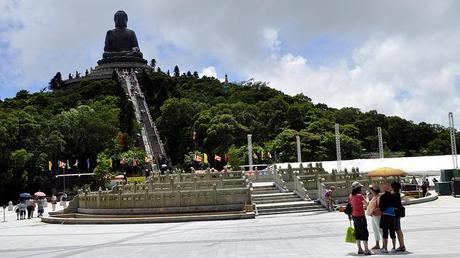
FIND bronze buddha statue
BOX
[102,10,143,59]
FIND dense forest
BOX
[137,66,457,170]
[0,65,456,203]
[0,78,143,204]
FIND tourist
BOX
[391,181,407,252]
[37,198,45,217]
[432,177,438,184]
[421,179,428,197]
[379,184,397,253]
[19,201,26,220]
[349,181,372,255]
[51,194,57,211]
[15,203,20,220]
[366,185,382,250]
[26,198,35,219]
[410,176,417,185]
[324,186,335,212]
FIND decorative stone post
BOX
[296,135,302,163]
[247,134,253,172]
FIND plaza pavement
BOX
[0,196,459,258]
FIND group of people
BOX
[15,198,46,220]
[347,181,407,255]
[15,193,67,220]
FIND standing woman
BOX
[349,181,373,255]
[367,185,383,250]
[379,184,397,253]
[391,181,407,252]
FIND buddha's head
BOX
[114,10,128,28]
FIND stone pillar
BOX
[296,135,302,163]
[248,134,253,172]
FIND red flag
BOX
[214,155,221,161]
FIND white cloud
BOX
[200,66,218,78]
[2,0,460,125]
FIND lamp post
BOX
[2,205,6,222]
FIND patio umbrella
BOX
[368,167,407,177]
[34,191,46,197]
[19,193,31,198]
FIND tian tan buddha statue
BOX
[102,10,143,59]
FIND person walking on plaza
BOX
[37,198,45,217]
[349,181,373,255]
[379,184,397,253]
[325,186,335,212]
[391,181,407,252]
[421,179,428,197]
[367,185,383,250]
[26,198,35,219]
[51,194,57,211]
[19,201,26,219]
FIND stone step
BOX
[254,198,303,204]
[257,208,326,216]
[252,192,294,197]
[253,193,299,199]
[252,189,281,194]
[256,200,317,208]
[42,211,255,224]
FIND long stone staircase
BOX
[118,70,165,168]
[252,184,326,215]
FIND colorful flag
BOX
[86,158,90,169]
[204,153,208,164]
[66,160,71,169]
[214,154,221,162]
[194,154,202,162]
[48,161,52,171]
[74,159,79,167]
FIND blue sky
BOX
[2,0,460,125]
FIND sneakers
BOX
[390,248,397,253]
[380,248,388,254]
[396,247,406,252]
[364,250,374,255]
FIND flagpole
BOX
[63,163,66,193]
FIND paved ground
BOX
[0,196,459,258]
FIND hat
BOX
[351,181,363,189]
[369,184,380,193]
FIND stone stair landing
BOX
[252,183,326,216]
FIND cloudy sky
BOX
[1,0,460,125]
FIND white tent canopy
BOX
[274,155,458,175]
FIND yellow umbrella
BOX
[368,167,407,177]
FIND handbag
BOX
[345,221,356,243]
[345,202,353,215]
[397,205,405,218]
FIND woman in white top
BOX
[367,184,383,250]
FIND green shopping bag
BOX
[345,220,356,244]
